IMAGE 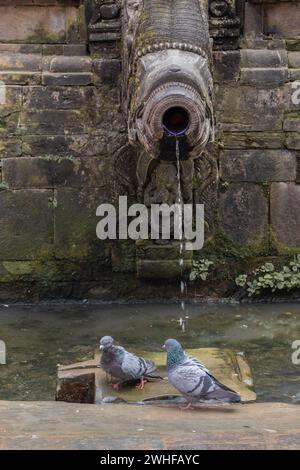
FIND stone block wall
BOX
[0,0,299,300]
[214,2,300,259]
[0,0,126,300]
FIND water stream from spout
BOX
[175,138,187,316]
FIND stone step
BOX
[283,117,300,132]
[136,240,193,261]
[287,39,300,52]
[137,259,192,279]
[289,52,300,68]
[240,67,289,85]
[240,38,287,51]
[0,52,94,85]
[0,43,87,56]
[42,72,93,86]
[241,49,288,68]
[290,69,300,80]
[49,56,92,73]
[0,71,93,86]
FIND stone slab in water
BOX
[56,348,256,404]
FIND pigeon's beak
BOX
[161,344,166,350]
[99,345,104,350]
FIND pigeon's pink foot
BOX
[111,382,122,390]
[135,377,147,390]
[180,402,194,411]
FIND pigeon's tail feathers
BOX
[209,374,241,401]
[144,359,157,376]
[144,371,164,380]
[205,386,241,403]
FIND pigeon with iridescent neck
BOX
[162,338,241,408]
[99,336,158,390]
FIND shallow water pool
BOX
[0,302,299,402]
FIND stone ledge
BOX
[42,72,93,86]
[0,1,81,4]
[49,56,92,73]
[289,52,300,68]
[0,401,298,450]
[283,117,300,132]
[241,49,288,68]
[290,69,300,80]
[240,67,289,86]
[285,133,300,150]
[137,259,192,279]
[0,44,86,55]
[240,38,287,50]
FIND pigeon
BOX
[162,338,241,408]
[99,336,158,390]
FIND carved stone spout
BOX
[123,0,214,160]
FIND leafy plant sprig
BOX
[235,255,300,297]
[190,259,214,282]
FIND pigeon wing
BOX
[121,351,148,380]
[170,355,241,402]
[169,357,216,398]
[100,346,127,379]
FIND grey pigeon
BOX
[163,339,241,407]
[99,336,158,390]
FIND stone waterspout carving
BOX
[109,1,218,276]
[122,0,214,161]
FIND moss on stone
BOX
[200,227,269,260]
[286,39,300,52]
[269,227,300,256]
[26,28,65,44]
[0,181,9,190]
[112,240,137,273]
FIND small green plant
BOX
[190,259,214,282]
[235,255,300,297]
[0,181,9,190]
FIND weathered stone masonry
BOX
[0,0,299,300]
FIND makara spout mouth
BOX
[162,106,190,137]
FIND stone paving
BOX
[0,401,299,450]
